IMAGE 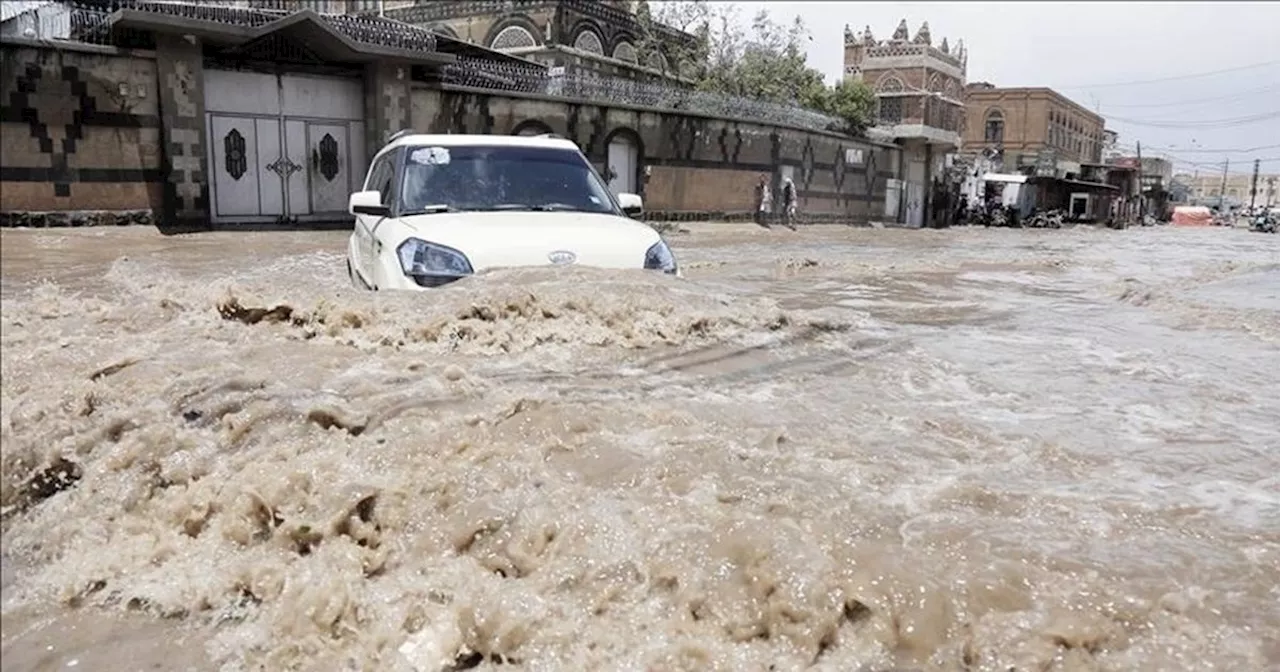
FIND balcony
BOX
[875,93,962,149]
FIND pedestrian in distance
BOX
[754,174,773,228]
[781,176,798,230]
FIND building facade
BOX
[843,19,966,227]
[1109,156,1173,218]
[379,0,694,83]
[1178,172,1280,208]
[962,83,1106,177]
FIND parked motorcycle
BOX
[1251,214,1277,234]
[1025,209,1065,229]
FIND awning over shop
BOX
[981,172,1028,184]
[1059,178,1119,191]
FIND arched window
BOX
[984,109,1004,144]
[490,25,536,50]
[612,42,637,62]
[928,74,943,92]
[876,74,905,93]
[645,51,669,72]
[574,29,603,54]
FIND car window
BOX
[364,153,396,205]
[397,145,620,215]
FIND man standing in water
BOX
[781,176,798,230]
[754,174,773,227]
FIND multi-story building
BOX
[1179,171,1280,208]
[843,19,966,227]
[962,83,1106,177]
[379,0,695,82]
[232,1,692,82]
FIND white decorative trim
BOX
[573,29,603,55]
[491,25,537,50]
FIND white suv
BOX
[345,133,678,291]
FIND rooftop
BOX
[964,85,1104,122]
[844,19,966,68]
[68,0,542,68]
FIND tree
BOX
[630,1,875,134]
[629,0,712,80]
[807,79,878,135]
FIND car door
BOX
[355,153,396,285]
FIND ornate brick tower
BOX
[843,18,967,130]
[843,19,967,228]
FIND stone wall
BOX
[0,41,164,224]
[411,85,898,221]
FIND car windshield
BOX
[398,144,621,215]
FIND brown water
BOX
[1,224,1277,672]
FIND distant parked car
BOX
[345,133,679,291]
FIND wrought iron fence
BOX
[440,59,845,133]
[17,1,437,52]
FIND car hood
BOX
[397,211,664,271]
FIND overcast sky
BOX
[719,1,1280,177]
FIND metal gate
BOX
[605,136,638,196]
[204,69,367,225]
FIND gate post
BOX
[155,33,209,230]
[364,60,412,159]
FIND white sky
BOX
[717,1,1280,177]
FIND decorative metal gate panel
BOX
[204,69,365,224]
[307,122,350,214]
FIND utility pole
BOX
[1218,158,1229,211]
[1249,159,1260,211]
[1136,141,1145,222]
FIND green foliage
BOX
[630,1,874,135]
[805,79,878,135]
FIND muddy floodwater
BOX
[1,224,1277,672]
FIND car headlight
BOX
[396,238,473,287]
[643,239,678,275]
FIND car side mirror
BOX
[349,190,389,217]
[617,192,643,219]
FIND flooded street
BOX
[1,224,1277,671]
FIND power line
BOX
[1131,143,1280,154]
[1110,142,1280,171]
[1106,109,1280,129]
[1057,59,1280,90]
[1099,83,1280,109]
[1172,157,1280,170]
